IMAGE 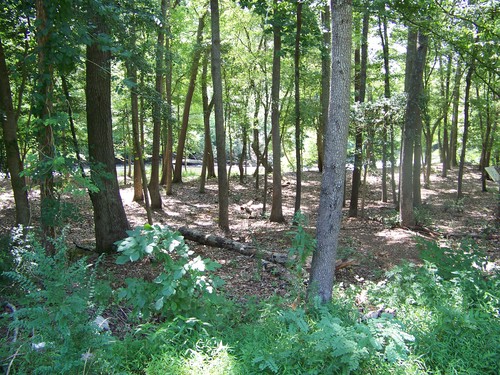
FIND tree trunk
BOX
[269,0,285,223]
[163,0,174,195]
[348,10,368,217]
[457,63,474,200]
[378,15,391,203]
[210,0,229,232]
[0,37,30,226]
[173,13,206,183]
[200,50,215,193]
[127,62,153,224]
[86,13,130,252]
[441,54,452,178]
[317,4,330,174]
[294,0,303,215]
[308,0,352,303]
[35,0,56,247]
[399,27,418,227]
[449,63,462,168]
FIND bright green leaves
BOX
[114,225,222,320]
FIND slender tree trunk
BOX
[318,4,330,173]
[348,10,368,217]
[269,0,285,223]
[441,54,452,177]
[308,0,352,303]
[378,15,390,203]
[457,63,474,200]
[86,12,130,252]
[210,0,229,232]
[450,63,462,168]
[35,0,56,247]
[294,0,303,215]
[173,13,206,183]
[0,37,30,226]
[148,0,167,209]
[163,0,174,195]
[200,50,215,193]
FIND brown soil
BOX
[1,164,499,302]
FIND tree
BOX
[399,27,427,227]
[317,4,330,174]
[308,0,352,303]
[348,8,369,218]
[269,0,285,223]
[293,0,303,215]
[210,0,230,232]
[0,37,30,226]
[173,12,207,183]
[86,9,130,252]
[148,0,167,209]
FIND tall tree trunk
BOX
[294,0,303,215]
[378,15,391,203]
[457,63,474,200]
[127,62,153,224]
[35,0,56,247]
[148,0,167,209]
[479,78,493,192]
[348,10,368,217]
[200,50,215,193]
[239,97,249,184]
[0,37,30,226]
[400,28,418,227]
[318,4,330,173]
[308,0,352,303]
[86,12,130,252]
[163,0,174,195]
[210,0,229,232]
[269,0,285,223]
[441,53,452,177]
[449,63,462,168]
[173,13,206,183]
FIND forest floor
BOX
[1,164,499,303]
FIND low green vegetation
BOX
[1,225,498,374]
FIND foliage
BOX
[365,239,500,374]
[287,211,315,275]
[0,229,114,374]
[115,224,222,320]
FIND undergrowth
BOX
[1,225,498,374]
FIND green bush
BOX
[115,224,222,321]
[1,230,114,374]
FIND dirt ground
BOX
[1,164,499,302]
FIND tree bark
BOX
[457,63,474,200]
[86,13,130,252]
[294,0,303,215]
[148,0,167,209]
[269,0,285,223]
[348,10,368,217]
[173,13,207,183]
[399,28,418,227]
[317,4,330,174]
[210,0,229,232]
[449,63,462,168]
[378,15,390,203]
[200,50,215,193]
[0,37,30,226]
[308,0,352,303]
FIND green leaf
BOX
[154,297,164,310]
[116,255,129,265]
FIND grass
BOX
[1,232,498,374]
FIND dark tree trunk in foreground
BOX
[308,0,352,303]
[0,37,30,226]
[86,14,130,252]
[210,0,229,232]
[269,0,285,223]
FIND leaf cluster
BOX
[115,224,223,321]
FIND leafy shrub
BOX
[366,239,500,374]
[115,224,222,320]
[1,231,114,374]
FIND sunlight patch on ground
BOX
[375,228,415,245]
